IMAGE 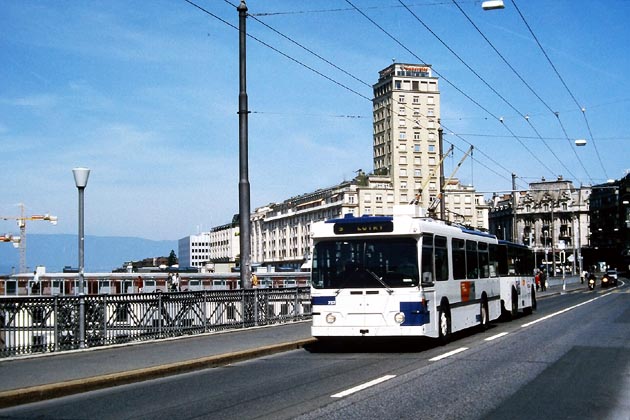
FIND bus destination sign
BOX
[333,221,394,235]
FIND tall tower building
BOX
[372,63,441,208]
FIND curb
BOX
[0,337,317,409]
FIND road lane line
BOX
[521,292,613,328]
[331,375,396,398]
[485,332,509,341]
[429,347,468,361]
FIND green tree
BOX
[167,250,178,266]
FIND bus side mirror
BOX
[422,272,434,286]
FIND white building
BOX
[178,220,240,271]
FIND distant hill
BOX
[0,234,178,274]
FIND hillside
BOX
[0,234,178,274]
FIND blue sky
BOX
[1,0,629,241]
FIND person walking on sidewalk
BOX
[540,268,547,291]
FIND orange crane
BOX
[0,204,57,273]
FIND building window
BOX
[399,132,406,140]
[400,168,407,176]
[399,95,405,103]
[414,144,421,153]
[428,145,435,152]
[414,169,422,177]
[413,96,420,103]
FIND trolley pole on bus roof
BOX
[237,0,252,289]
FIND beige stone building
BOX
[372,63,441,208]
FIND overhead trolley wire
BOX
[346,0,555,176]
[188,0,372,101]
[510,0,606,181]
[189,0,524,188]
[451,0,580,182]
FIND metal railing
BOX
[0,287,311,358]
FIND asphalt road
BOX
[1,281,628,420]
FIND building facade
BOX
[589,173,630,270]
[177,218,240,271]
[372,63,441,208]
[489,176,591,274]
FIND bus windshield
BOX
[311,237,419,289]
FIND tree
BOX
[167,250,178,267]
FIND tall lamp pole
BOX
[73,167,90,348]
[237,1,252,289]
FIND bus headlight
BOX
[394,312,405,324]
[326,313,336,324]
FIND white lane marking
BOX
[429,346,468,361]
[331,375,397,398]
[521,291,613,328]
[485,332,509,341]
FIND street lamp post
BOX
[73,167,90,349]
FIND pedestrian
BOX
[172,272,180,292]
[167,272,174,292]
[540,268,547,291]
[535,270,541,291]
[31,270,40,295]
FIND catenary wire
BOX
[510,0,606,180]
[192,0,539,189]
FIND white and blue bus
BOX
[310,206,535,342]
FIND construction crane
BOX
[427,145,474,218]
[0,204,58,273]
[0,234,20,248]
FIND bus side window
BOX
[466,240,479,279]
[435,235,449,281]
[478,242,489,278]
[452,238,466,280]
[421,233,434,286]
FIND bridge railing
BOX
[0,287,312,358]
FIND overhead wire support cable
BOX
[510,0,606,180]
[197,0,524,188]
[451,0,583,182]
[347,0,554,177]
[188,0,372,101]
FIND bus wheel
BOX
[511,288,519,319]
[438,304,451,345]
[480,298,489,330]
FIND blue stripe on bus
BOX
[399,301,430,326]
[312,296,336,306]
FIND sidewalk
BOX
[0,277,586,408]
[538,274,585,297]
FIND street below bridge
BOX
[1,277,629,419]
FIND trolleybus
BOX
[310,206,535,342]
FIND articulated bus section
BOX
[310,206,535,341]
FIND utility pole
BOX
[512,173,517,243]
[237,0,252,289]
[438,127,446,220]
